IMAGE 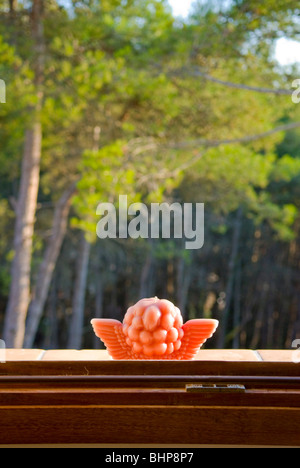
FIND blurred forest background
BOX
[0,0,300,350]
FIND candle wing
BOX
[91,319,131,359]
[173,319,219,360]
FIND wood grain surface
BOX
[0,350,299,446]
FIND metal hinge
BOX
[186,383,246,393]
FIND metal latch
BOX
[186,383,246,393]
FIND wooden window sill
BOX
[0,349,299,447]
[2,348,297,362]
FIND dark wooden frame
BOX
[0,360,300,446]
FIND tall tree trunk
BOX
[232,259,241,348]
[42,274,58,349]
[217,207,243,348]
[176,250,193,320]
[67,233,91,349]
[3,0,44,348]
[9,0,17,22]
[3,126,42,347]
[67,126,99,349]
[139,239,155,298]
[94,275,104,349]
[9,0,17,14]
[24,182,77,348]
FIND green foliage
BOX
[271,155,300,182]
[0,35,35,181]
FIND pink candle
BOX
[91,297,218,360]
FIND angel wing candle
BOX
[91,297,218,360]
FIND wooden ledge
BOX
[1,348,297,362]
[0,349,299,446]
